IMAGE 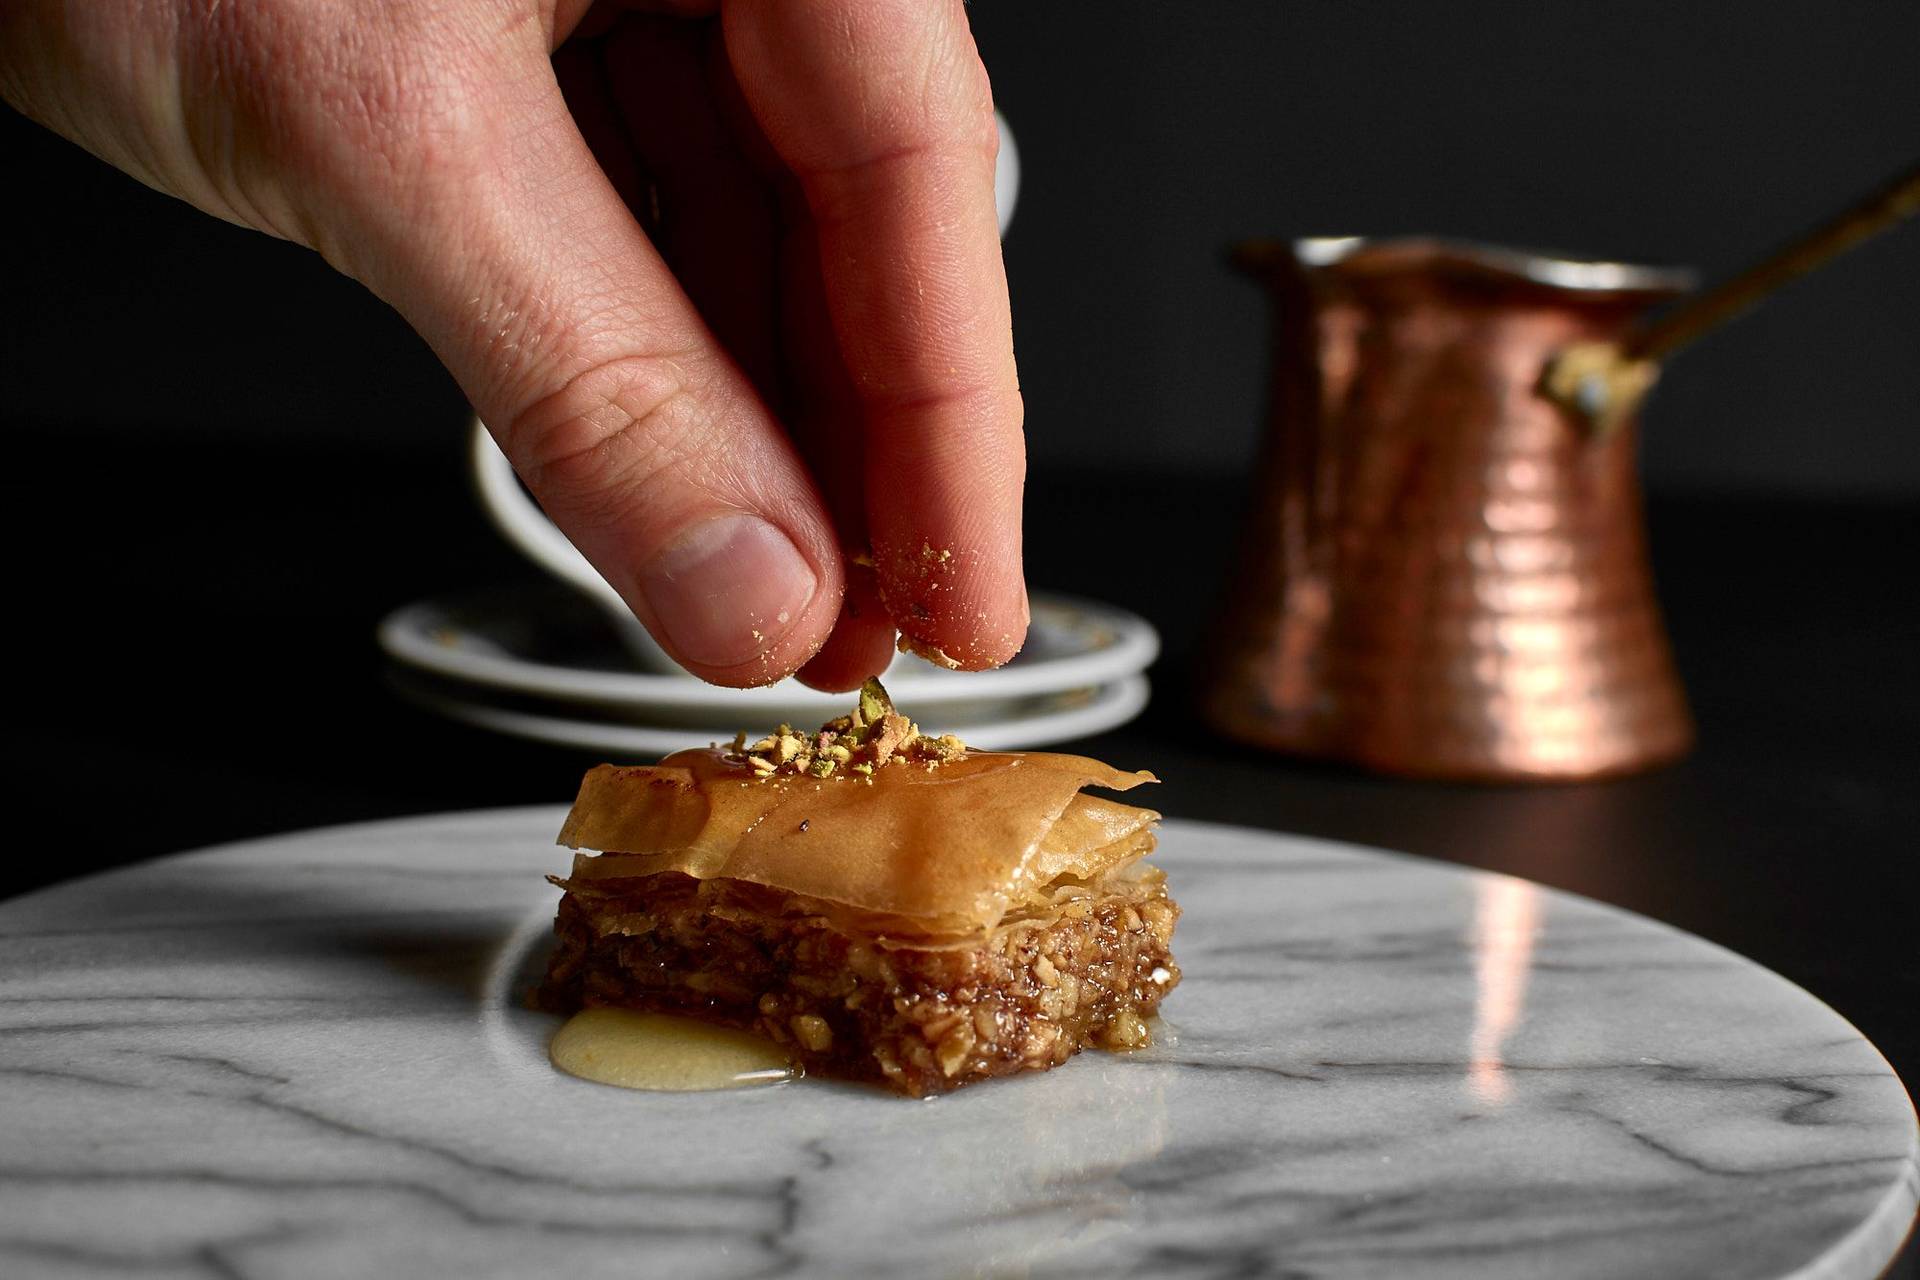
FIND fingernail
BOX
[637,515,817,668]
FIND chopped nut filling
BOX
[541,869,1181,1097]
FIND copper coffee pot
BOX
[1202,158,1920,782]
[1205,238,1695,781]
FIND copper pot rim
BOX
[1235,235,1697,298]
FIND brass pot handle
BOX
[1543,157,1920,437]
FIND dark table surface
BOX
[4,427,1915,1275]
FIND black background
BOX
[5,1,1918,493]
[972,0,1920,495]
[3,3,1917,1273]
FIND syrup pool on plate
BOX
[551,1007,1175,1092]
[550,1008,799,1091]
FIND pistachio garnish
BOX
[721,678,967,780]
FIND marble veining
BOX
[0,810,1912,1279]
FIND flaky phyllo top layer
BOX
[557,747,1160,943]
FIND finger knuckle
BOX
[505,357,733,528]
[922,35,997,159]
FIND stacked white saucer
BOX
[378,583,1156,755]
[378,426,1158,757]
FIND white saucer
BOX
[377,584,1158,722]
[3,812,1912,1278]
[391,670,1152,756]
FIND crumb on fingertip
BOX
[896,632,964,670]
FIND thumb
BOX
[323,44,842,687]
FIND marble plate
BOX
[1,812,1913,1280]
[389,670,1152,756]
[377,584,1159,721]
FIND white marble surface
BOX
[0,810,1913,1280]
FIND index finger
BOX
[723,0,1027,671]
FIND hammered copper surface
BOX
[1204,239,1694,781]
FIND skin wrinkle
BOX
[864,382,1024,430]
[799,133,995,183]
[507,352,844,686]
[459,94,743,411]
[188,5,514,265]
[166,5,245,220]
[724,3,995,197]
[481,273,674,409]
[783,156,1008,401]
[825,4,964,156]
[507,364,703,498]
[917,9,984,146]
[88,5,252,224]
[434,151,711,419]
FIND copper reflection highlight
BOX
[1205,238,1695,781]
[1465,876,1543,1106]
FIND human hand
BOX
[0,0,1026,689]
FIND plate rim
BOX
[390,671,1153,756]
[376,587,1159,712]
